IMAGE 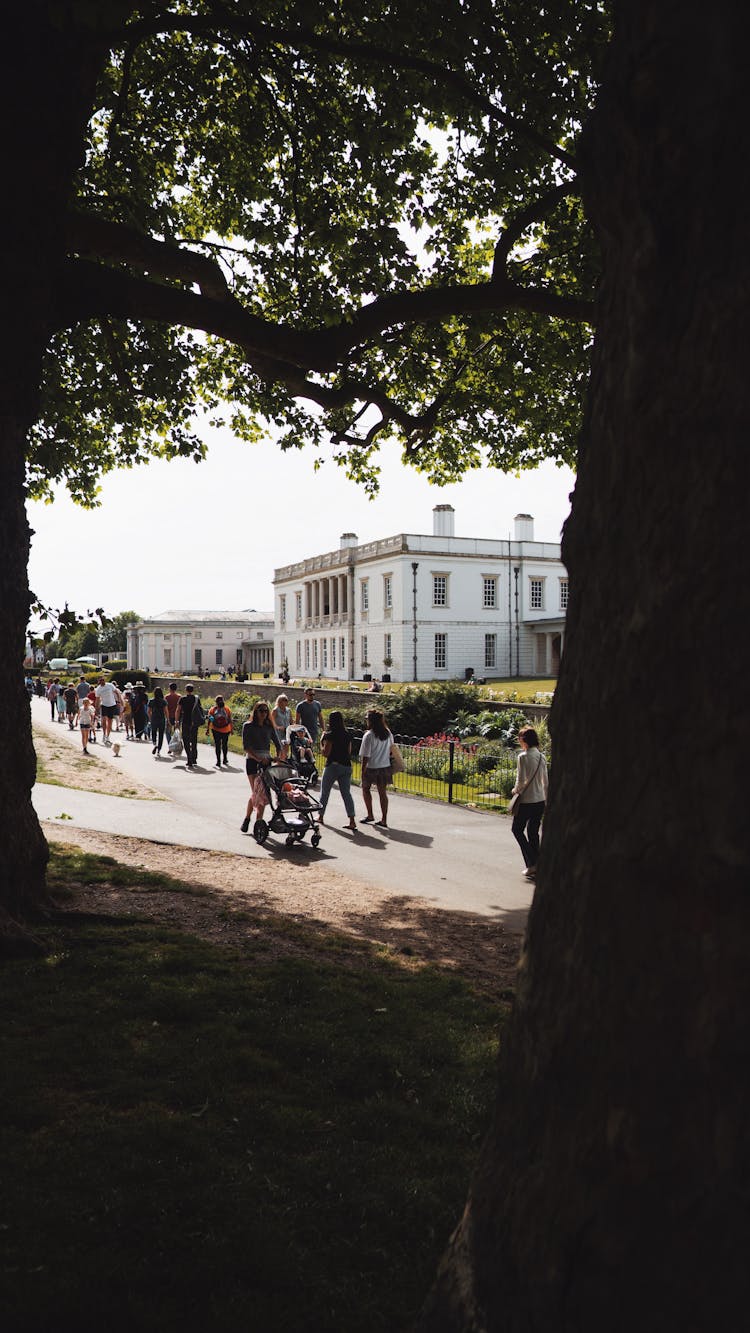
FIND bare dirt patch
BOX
[34,725,165,800]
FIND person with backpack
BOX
[45,678,61,721]
[206,695,233,767]
[63,681,79,729]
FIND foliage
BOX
[224,689,260,728]
[341,683,483,738]
[25,1,611,504]
[98,610,140,654]
[0,845,502,1330]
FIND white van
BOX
[48,658,69,670]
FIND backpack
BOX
[211,707,228,728]
[194,698,205,724]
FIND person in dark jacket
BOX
[319,710,356,829]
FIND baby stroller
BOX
[253,761,322,848]
[286,724,319,785]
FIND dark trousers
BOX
[183,722,199,765]
[151,719,166,753]
[512,801,545,868]
[213,731,229,763]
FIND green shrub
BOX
[104,659,126,673]
[225,690,259,727]
[109,670,151,690]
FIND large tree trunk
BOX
[418,4,750,1329]
[0,8,118,936]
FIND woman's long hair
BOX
[328,709,348,739]
[366,709,389,740]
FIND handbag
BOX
[168,727,183,755]
[509,754,542,816]
[390,742,405,773]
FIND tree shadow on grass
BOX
[47,839,524,1001]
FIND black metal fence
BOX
[317,734,519,812]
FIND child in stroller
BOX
[252,761,322,848]
[286,724,318,784]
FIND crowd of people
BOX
[31,676,548,875]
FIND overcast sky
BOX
[27,421,575,627]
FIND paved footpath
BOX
[31,697,532,926]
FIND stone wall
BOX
[150,676,551,722]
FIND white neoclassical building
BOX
[273,507,568,683]
[126,610,274,675]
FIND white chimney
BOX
[340,532,358,550]
[514,513,534,541]
[433,505,455,537]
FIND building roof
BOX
[136,609,272,625]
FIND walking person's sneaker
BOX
[240,816,250,833]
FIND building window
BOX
[304,640,310,670]
[216,631,223,640]
[295,592,302,621]
[559,578,569,610]
[257,631,264,639]
[330,638,336,669]
[383,574,393,609]
[195,649,202,667]
[163,648,172,666]
[279,595,286,625]
[384,632,391,660]
[322,639,328,670]
[482,577,497,609]
[434,633,447,670]
[484,634,496,669]
[340,637,346,670]
[361,579,369,611]
[163,633,172,642]
[433,574,448,607]
[530,578,545,610]
[236,647,243,664]
[236,630,243,638]
[296,641,302,668]
[361,634,369,667]
[313,640,318,671]
[194,632,202,640]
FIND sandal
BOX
[359,816,374,823]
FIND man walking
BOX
[95,675,118,746]
[176,683,201,769]
[295,687,322,744]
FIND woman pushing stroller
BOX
[240,701,286,834]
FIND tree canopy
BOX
[29,0,609,506]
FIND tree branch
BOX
[492,183,573,277]
[65,212,232,301]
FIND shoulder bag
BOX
[509,754,542,816]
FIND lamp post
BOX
[513,566,520,677]
[411,562,419,681]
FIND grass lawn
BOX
[1,847,502,1333]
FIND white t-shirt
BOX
[359,728,393,769]
[95,682,117,707]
